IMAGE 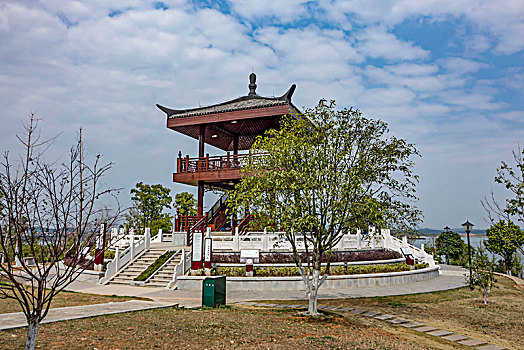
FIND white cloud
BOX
[356,25,430,61]
[0,0,522,228]
[320,0,524,55]
[229,0,309,23]
[439,57,489,75]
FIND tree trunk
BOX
[25,319,39,350]
[483,291,488,305]
[307,269,320,315]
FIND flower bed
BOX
[193,263,429,277]
[212,249,402,264]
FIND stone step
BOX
[145,282,169,287]
[108,280,131,285]
[149,278,172,283]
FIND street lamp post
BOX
[462,220,474,290]
[444,226,451,265]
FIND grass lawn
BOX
[0,289,139,315]
[0,306,435,349]
[310,276,523,350]
[0,276,521,349]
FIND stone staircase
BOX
[144,251,182,287]
[107,246,169,285]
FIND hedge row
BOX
[213,249,402,264]
[134,250,175,281]
[194,262,429,277]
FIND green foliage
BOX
[174,192,197,216]
[126,182,173,234]
[470,247,497,304]
[436,230,468,265]
[484,220,524,274]
[134,250,175,281]
[203,263,412,277]
[230,100,421,235]
[227,99,420,314]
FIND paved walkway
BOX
[0,265,466,330]
[63,264,466,307]
[0,300,177,331]
[235,301,506,350]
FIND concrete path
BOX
[62,264,466,308]
[0,265,466,331]
[0,300,177,331]
[235,301,507,350]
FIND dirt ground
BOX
[0,276,521,349]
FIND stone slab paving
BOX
[338,307,353,312]
[426,330,453,337]
[388,318,410,324]
[441,334,468,342]
[322,306,340,311]
[413,326,438,332]
[459,339,487,346]
[363,311,381,317]
[401,321,425,328]
[0,300,177,331]
[475,345,505,350]
[350,309,367,314]
[375,314,396,320]
[235,302,508,350]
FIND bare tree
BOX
[0,114,121,350]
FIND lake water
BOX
[411,235,524,276]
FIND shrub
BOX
[134,250,175,281]
[212,249,402,264]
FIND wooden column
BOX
[197,125,206,217]
[233,134,239,155]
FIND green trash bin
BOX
[202,276,226,307]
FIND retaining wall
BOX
[176,265,440,291]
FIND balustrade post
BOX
[119,227,125,246]
[130,229,135,258]
[181,248,185,272]
[115,247,120,271]
[402,235,408,248]
[356,229,361,249]
[263,228,268,251]
[159,228,163,243]
[234,227,240,251]
[185,155,189,172]
[177,151,182,173]
[206,153,209,171]
[145,227,151,249]
[226,152,230,168]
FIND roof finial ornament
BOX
[248,73,257,96]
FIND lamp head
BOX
[461,220,474,233]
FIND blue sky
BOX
[1,0,523,229]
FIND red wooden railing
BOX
[177,152,251,173]
[175,214,204,232]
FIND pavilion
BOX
[157,74,298,243]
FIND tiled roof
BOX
[165,97,289,119]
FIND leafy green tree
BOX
[484,220,524,275]
[229,99,421,315]
[126,182,173,234]
[436,230,468,265]
[470,247,497,305]
[174,191,197,216]
[482,147,524,255]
